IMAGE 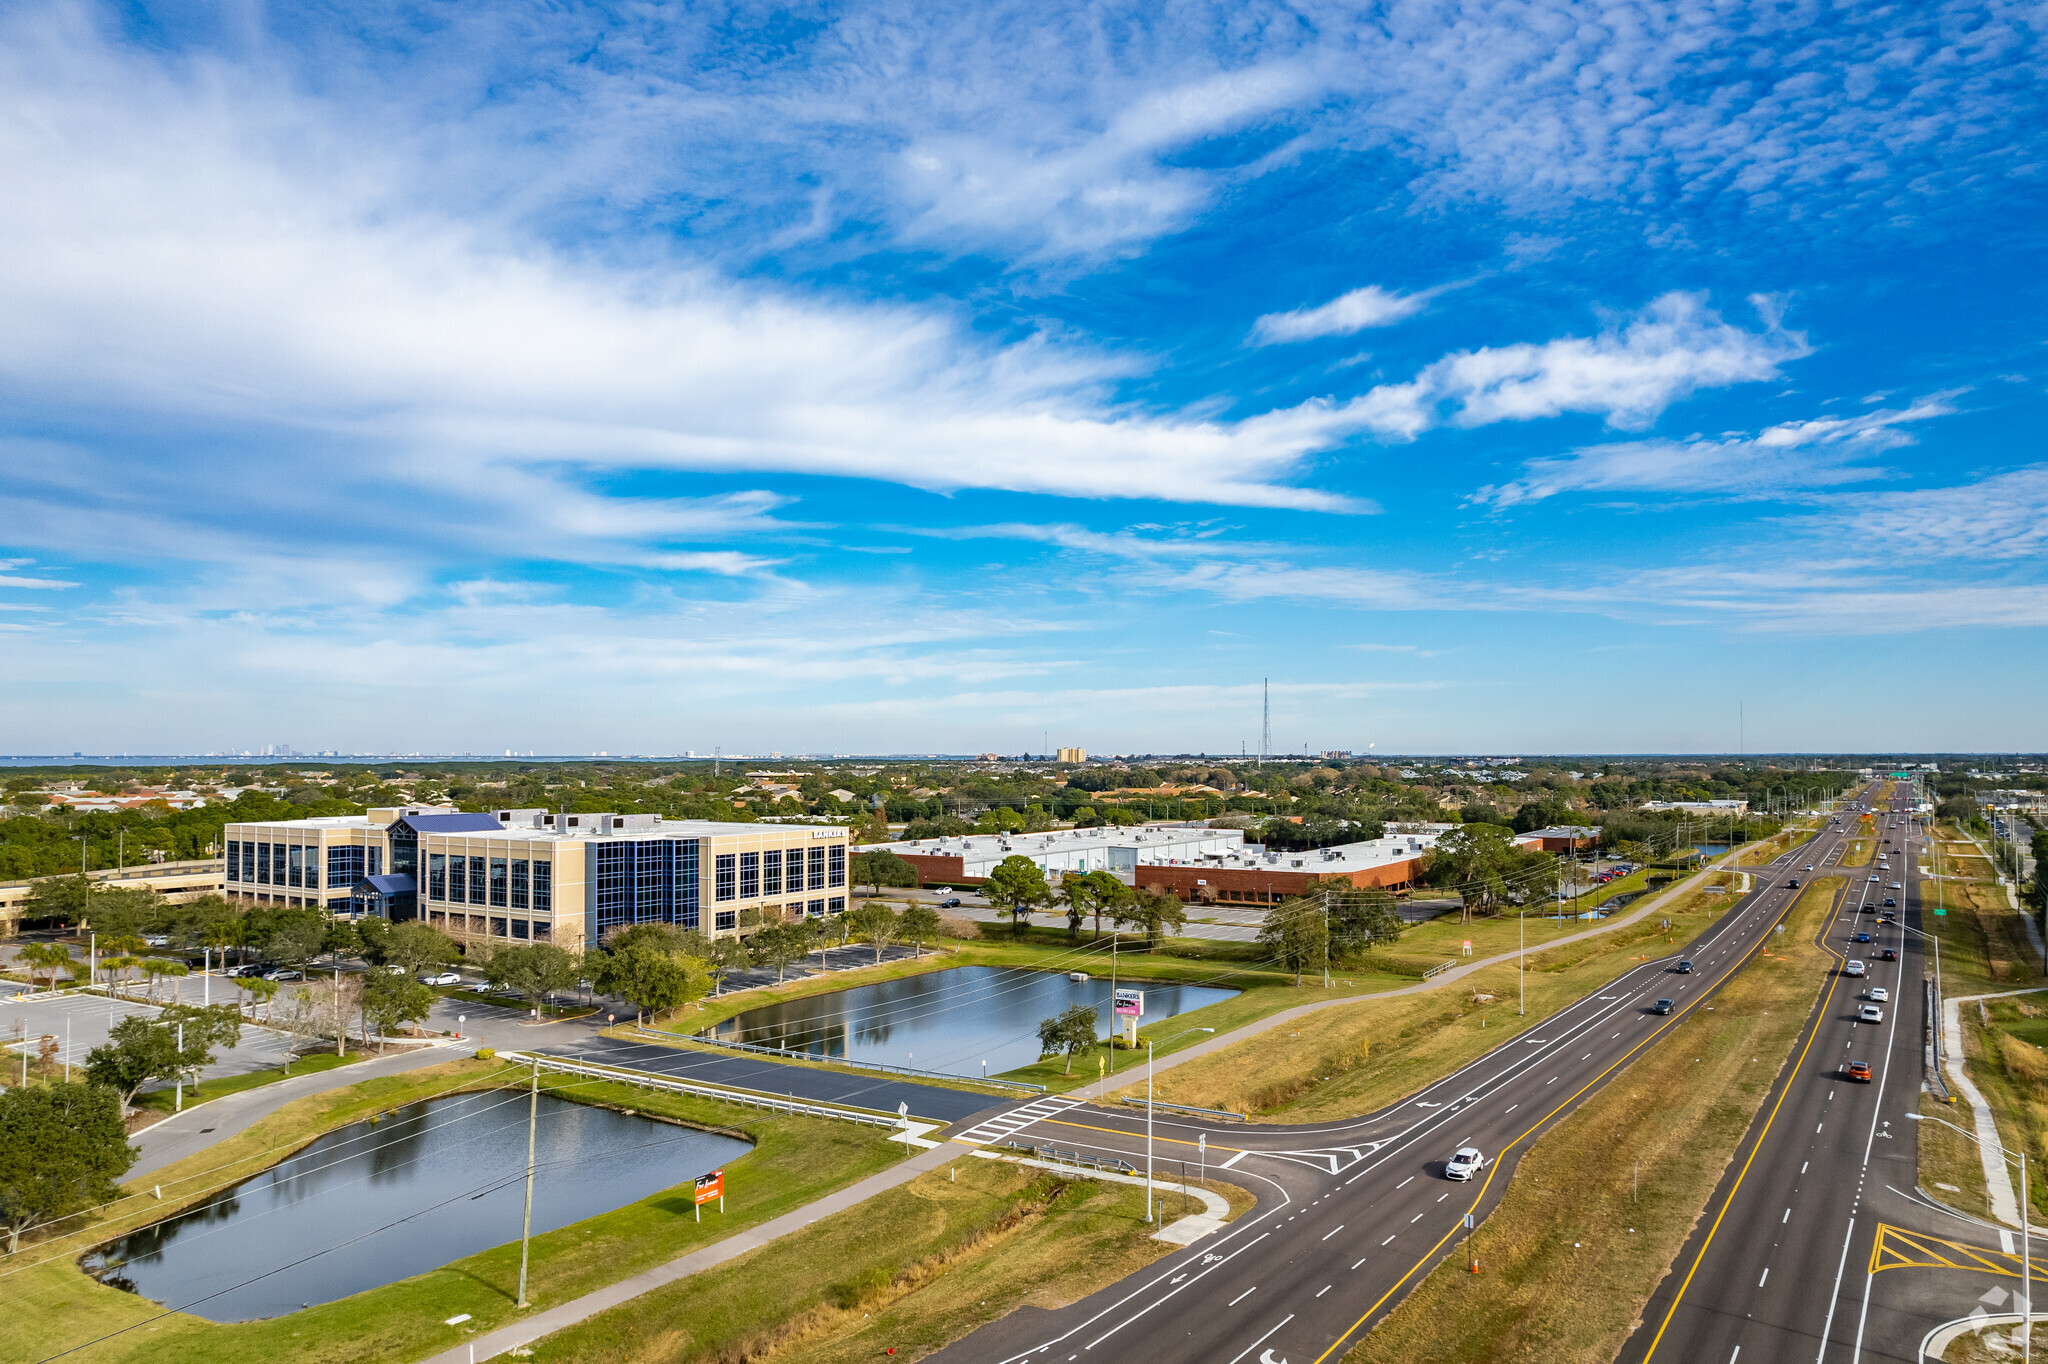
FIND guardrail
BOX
[1118,1097,1244,1123]
[671,1030,1047,1095]
[1005,1139,1137,1174]
[1421,959,1458,980]
[503,1051,908,1130]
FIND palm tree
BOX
[17,943,73,993]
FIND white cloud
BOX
[1475,392,1958,506]
[1251,286,1434,345]
[1826,465,2048,561]
[0,573,80,589]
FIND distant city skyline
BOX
[2,2,2044,753]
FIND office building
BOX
[222,807,848,948]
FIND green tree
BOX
[1121,886,1187,948]
[1328,886,1406,961]
[851,849,919,896]
[1057,873,1093,940]
[22,875,92,927]
[1036,1003,1099,1075]
[897,903,941,957]
[485,943,581,1018]
[748,920,807,982]
[254,910,326,968]
[384,921,458,976]
[1258,897,1330,986]
[983,855,1050,936]
[17,943,75,993]
[137,957,188,1004]
[1081,870,1128,940]
[593,945,711,1025]
[1428,822,1519,921]
[362,972,437,1038]
[319,918,362,966]
[82,1006,239,1108]
[847,900,899,964]
[0,1081,135,1254]
[237,974,281,1022]
[353,914,391,966]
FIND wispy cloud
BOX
[1473,392,1959,506]
[1251,285,1435,345]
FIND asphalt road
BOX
[1615,785,2034,1364]
[921,810,1869,1364]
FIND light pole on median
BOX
[1145,1027,1215,1223]
[1908,1109,2034,1362]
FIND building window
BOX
[368,846,383,877]
[808,898,825,917]
[510,859,528,909]
[532,860,552,914]
[428,854,447,901]
[808,846,826,891]
[590,838,700,936]
[715,854,736,902]
[715,909,736,931]
[254,841,271,885]
[490,857,508,907]
[490,916,508,937]
[304,850,320,891]
[287,845,303,888]
[448,856,467,903]
[829,896,845,914]
[326,896,351,913]
[739,852,759,899]
[763,848,782,895]
[828,844,846,888]
[510,918,529,940]
[532,921,551,941]
[469,856,487,906]
[242,841,256,883]
[225,839,240,882]
[328,845,363,889]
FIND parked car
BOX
[1846,1061,1873,1082]
[420,971,463,986]
[228,963,267,978]
[1860,1004,1884,1023]
[143,934,171,947]
[1651,999,1675,1015]
[383,963,407,975]
[1445,1147,1486,1181]
[1845,960,1867,976]
[263,968,303,982]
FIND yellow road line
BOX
[1309,877,1830,1364]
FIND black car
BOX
[1788,878,1801,888]
[1675,960,1694,973]
[1880,948,1899,961]
[937,897,963,909]
[1651,999,1675,1015]
[1883,897,1897,907]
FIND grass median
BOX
[1121,872,1747,1122]
[2,1058,907,1364]
[1339,875,1840,1364]
[527,1155,1248,1364]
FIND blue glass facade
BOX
[592,838,701,937]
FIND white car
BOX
[1860,1004,1884,1023]
[1805,865,1814,871]
[1868,986,1890,1003]
[420,971,463,986]
[1845,960,1867,977]
[1445,1147,1485,1181]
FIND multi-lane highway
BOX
[926,804,1875,1364]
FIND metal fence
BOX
[1421,959,1458,980]
[504,1051,907,1129]
[674,1030,1046,1095]
[1118,1097,1244,1123]
[1006,1140,1136,1174]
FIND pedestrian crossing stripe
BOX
[952,1096,1086,1145]
[1869,1224,2048,1280]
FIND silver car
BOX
[1860,1004,1884,1023]
[1845,960,1866,977]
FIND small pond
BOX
[84,1091,746,1321]
[706,965,1237,1077]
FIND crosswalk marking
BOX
[953,1095,1085,1144]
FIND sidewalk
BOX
[421,1142,960,1364]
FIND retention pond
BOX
[84,1090,746,1321]
[706,965,1237,1077]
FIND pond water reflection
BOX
[707,966,1237,1077]
[84,1091,746,1321]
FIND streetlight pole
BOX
[517,1056,539,1307]
[1146,1024,1204,1228]
[1909,1111,2033,1360]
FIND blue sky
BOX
[2,0,2045,756]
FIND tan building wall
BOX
[0,859,228,934]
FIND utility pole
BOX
[1260,679,1269,769]
[517,1057,539,1307]
[1323,890,1331,989]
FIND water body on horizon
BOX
[707,965,1237,1077]
[84,1091,745,1321]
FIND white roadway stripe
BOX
[1323,1226,1345,1240]
[1222,1314,1294,1364]
[1228,1286,1256,1307]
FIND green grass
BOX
[1341,876,1840,1364]
[527,1156,1245,1364]
[1,1059,907,1364]
[131,1049,370,1113]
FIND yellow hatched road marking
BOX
[1869,1224,2048,1281]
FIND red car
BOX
[1846,1061,1873,1082]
